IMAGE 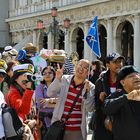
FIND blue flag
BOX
[86,16,101,58]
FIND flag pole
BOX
[87,42,94,80]
[86,16,101,80]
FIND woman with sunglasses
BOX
[35,66,57,140]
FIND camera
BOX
[27,75,36,82]
[27,75,43,82]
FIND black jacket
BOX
[89,70,100,84]
[94,70,113,140]
[103,90,140,140]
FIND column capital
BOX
[105,17,115,22]
[27,29,32,34]
[132,13,140,19]
[83,21,90,26]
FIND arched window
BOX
[98,25,107,64]
[121,21,134,65]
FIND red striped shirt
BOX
[62,80,83,131]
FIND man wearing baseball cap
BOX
[106,52,125,63]
[103,65,140,140]
[93,52,125,140]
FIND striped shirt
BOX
[62,80,83,131]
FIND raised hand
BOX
[39,98,58,108]
[39,98,47,107]
[127,89,140,101]
[55,63,64,81]
[85,80,91,93]
[99,92,107,102]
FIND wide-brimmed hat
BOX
[3,46,12,52]
[22,43,38,57]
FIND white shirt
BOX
[0,91,5,138]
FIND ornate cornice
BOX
[8,0,140,33]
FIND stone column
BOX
[10,0,15,10]
[134,14,140,70]
[64,29,70,55]
[107,18,113,54]
[33,30,37,46]
[83,22,91,61]
[19,0,23,7]
[48,32,52,50]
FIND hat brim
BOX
[112,56,125,61]
[0,69,6,74]
[24,72,32,75]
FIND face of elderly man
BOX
[75,59,89,80]
[120,72,140,93]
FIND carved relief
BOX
[81,7,89,19]
[129,0,138,10]
[121,0,129,11]
[100,5,108,16]
[8,0,140,45]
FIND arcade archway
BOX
[99,25,107,64]
[119,21,134,65]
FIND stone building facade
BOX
[6,0,140,69]
[0,0,9,49]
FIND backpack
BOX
[1,103,24,139]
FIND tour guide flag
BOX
[86,16,101,58]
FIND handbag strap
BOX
[7,94,11,107]
[64,84,85,122]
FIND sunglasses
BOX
[43,72,53,76]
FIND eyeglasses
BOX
[78,64,89,70]
[43,72,53,76]
[0,73,6,78]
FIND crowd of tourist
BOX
[0,43,139,140]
